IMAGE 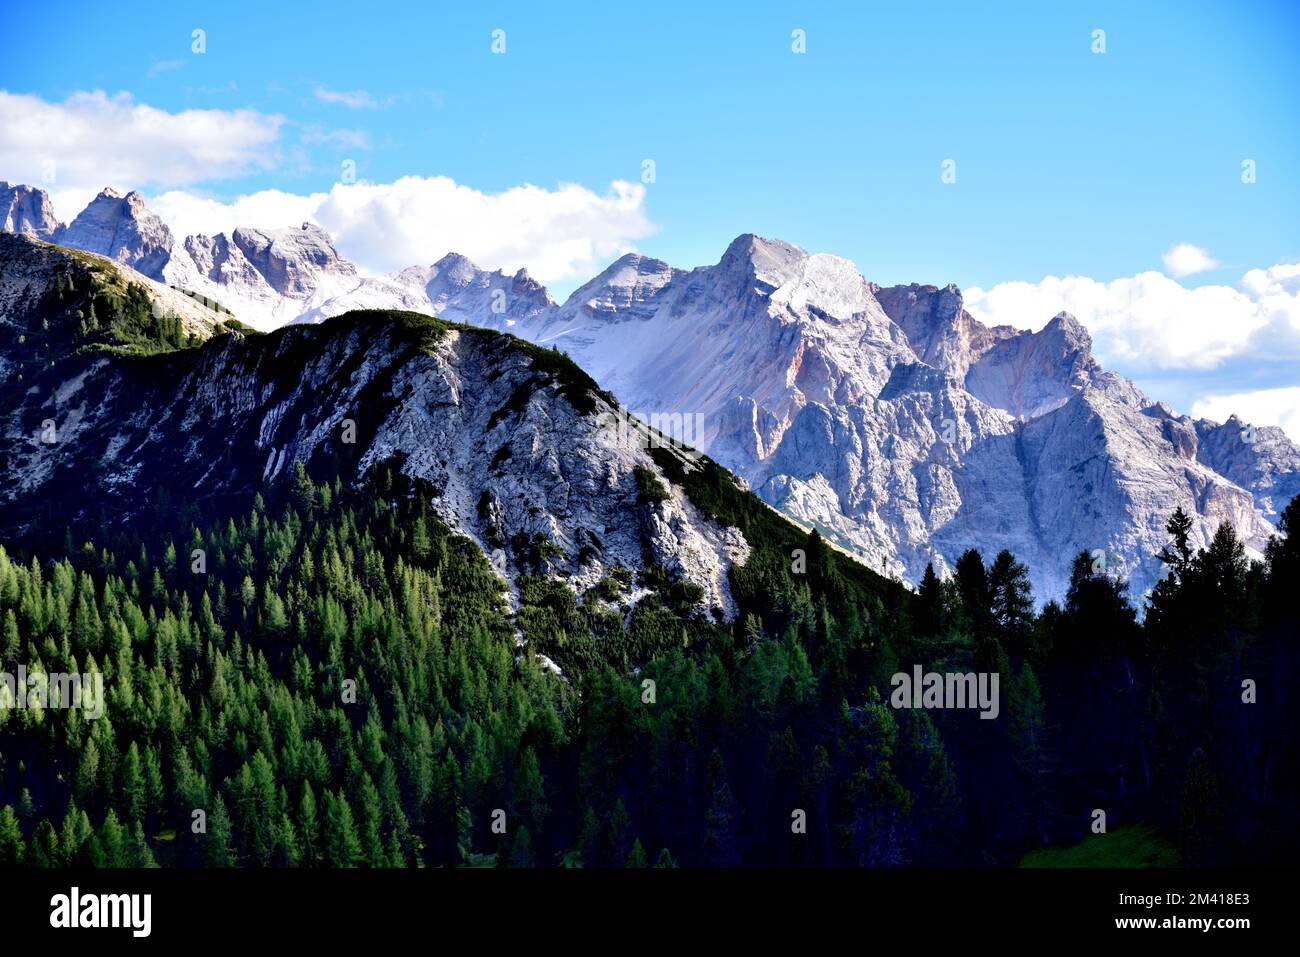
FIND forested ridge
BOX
[0,446,1295,868]
[0,270,1293,868]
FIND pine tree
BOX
[954,549,991,627]
[506,825,536,868]
[0,805,23,865]
[290,461,316,518]
[989,549,1034,658]
[1159,507,1195,574]
[298,785,321,866]
[576,806,600,869]
[30,821,58,868]
[57,801,92,866]
[323,791,363,868]
[915,562,943,640]
[131,822,156,867]
[272,814,302,867]
[411,517,432,562]
[121,742,145,822]
[75,739,102,802]
[627,839,649,868]
[98,809,128,867]
[602,798,632,868]
[207,795,236,867]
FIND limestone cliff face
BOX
[0,182,62,240]
[508,240,1297,601]
[58,188,176,280]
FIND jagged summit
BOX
[429,251,481,283]
[0,181,61,239]
[1042,309,1091,344]
[58,186,175,280]
[559,252,679,322]
[719,232,805,278]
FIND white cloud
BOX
[964,264,1300,372]
[151,176,656,284]
[1192,387,1300,443]
[1162,242,1219,278]
[0,90,283,200]
[314,87,381,109]
[48,187,108,224]
[150,189,326,239]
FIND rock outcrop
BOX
[0,181,62,240]
[58,188,175,279]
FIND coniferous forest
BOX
[0,451,1294,869]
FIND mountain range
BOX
[3,180,1296,602]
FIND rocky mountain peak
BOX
[875,281,1001,380]
[717,233,809,291]
[218,223,356,300]
[964,310,1102,420]
[875,282,965,328]
[430,251,481,285]
[0,182,62,240]
[58,186,175,279]
[560,252,680,322]
[1042,310,1091,349]
[372,252,555,331]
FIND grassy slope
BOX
[1020,825,1179,868]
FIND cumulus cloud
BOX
[1192,387,1300,442]
[2,90,651,283]
[964,264,1300,372]
[150,189,326,239]
[1162,243,1219,278]
[0,90,283,197]
[151,176,656,284]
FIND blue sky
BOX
[2,0,1299,431]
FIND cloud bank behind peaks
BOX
[153,176,655,284]
[1193,388,1300,442]
[964,262,1300,372]
[1,89,655,285]
[965,260,1300,440]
